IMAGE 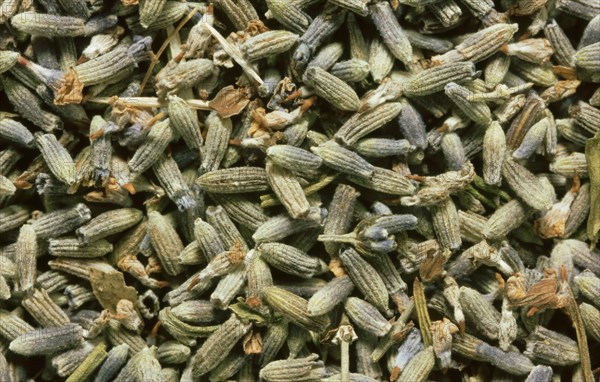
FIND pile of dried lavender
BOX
[1,0,600,380]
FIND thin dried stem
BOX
[137,6,200,96]
[87,96,210,110]
[414,277,433,347]
[203,23,264,87]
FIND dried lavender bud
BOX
[452,333,534,375]
[266,0,312,34]
[74,36,152,86]
[94,344,130,382]
[196,167,269,193]
[339,248,390,314]
[168,94,203,151]
[460,286,501,340]
[502,158,555,211]
[312,140,374,179]
[265,160,311,219]
[335,102,403,146]
[257,320,288,367]
[525,326,580,366]
[513,115,551,160]
[397,346,435,382]
[330,59,370,83]
[368,37,395,84]
[444,82,492,125]
[404,62,477,96]
[260,354,326,382]
[345,297,391,336]
[263,286,330,332]
[258,242,327,279]
[369,1,412,64]
[35,132,77,185]
[242,30,299,61]
[433,23,518,64]
[9,323,83,356]
[266,144,322,173]
[32,203,92,239]
[22,288,70,327]
[76,208,143,244]
[0,1,597,380]
[303,66,360,111]
[147,211,185,276]
[11,12,117,37]
[292,2,345,70]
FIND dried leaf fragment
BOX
[243,330,263,354]
[229,299,269,325]
[54,69,84,106]
[419,249,447,282]
[328,256,346,277]
[89,268,138,314]
[506,268,569,316]
[209,85,250,118]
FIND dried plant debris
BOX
[0,0,599,381]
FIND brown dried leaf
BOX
[209,85,250,118]
[121,0,138,5]
[508,269,569,316]
[391,321,415,341]
[505,272,527,304]
[246,296,262,309]
[329,256,346,277]
[246,20,269,36]
[226,241,246,264]
[13,180,32,190]
[89,268,138,314]
[541,80,580,103]
[54,69,84,106]
[552,65,577,80]
[243,330,263,354]
[419,249,447,282]
[320,327,339,344]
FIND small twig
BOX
[413,278,433,347]
[465,184,497,209]
[332,315,357,382]
[137,6,200,96]
[472,175,512,202]
[165,25,195,100]
[204,23,264,87]
[562,271,593,382]
[87,96,210,110]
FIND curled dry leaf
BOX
[54,69,84,106]
[541,80,580,103]
[208,85,250,118]
[246,20,269,36]
[506,268,569,316]
[229,298,269,325]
